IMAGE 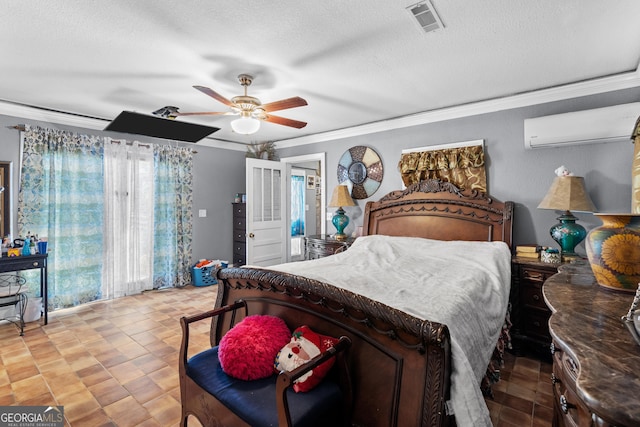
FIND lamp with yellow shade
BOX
[329,185,356,241]
[538,175,596,259]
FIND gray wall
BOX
[1,85,639,262]
[278,87,640,256]
[0,114,246,264]
[190,145,245,263]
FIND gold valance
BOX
[398,144,487,193]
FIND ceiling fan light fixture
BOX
[231,115,261,135]
[182,74,308,132]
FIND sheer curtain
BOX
[102,139,155,299]
[18,126,104,309]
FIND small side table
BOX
[0,254,48,325]
[511,256,566,359]
[304,235,355,260]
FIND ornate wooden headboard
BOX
[362,179,514,248]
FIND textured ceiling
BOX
[2,0,640,146]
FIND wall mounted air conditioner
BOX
[524,102,640,149]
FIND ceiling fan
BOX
[174,74,308,135]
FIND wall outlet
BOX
[198,209,207,218]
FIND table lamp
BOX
[538,175,596,259]
[329,185,356,241]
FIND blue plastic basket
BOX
[192,262,228,287]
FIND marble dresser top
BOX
[543,264,640,426]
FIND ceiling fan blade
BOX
[263,114,307,129]
[193,85,234,107]
[261,96,308,113]
[174,111,233,116]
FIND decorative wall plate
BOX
[337,146,383,199]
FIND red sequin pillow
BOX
[218,315,291,380]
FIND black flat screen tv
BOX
[105,111,220,142]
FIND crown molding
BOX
[0,102,110,130]
[276,68,640,149]
[0,101,247,151]
[195,138,248,151]
[2,66,639,151]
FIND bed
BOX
[213,179,514,426]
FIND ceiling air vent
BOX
[407,1,444,34]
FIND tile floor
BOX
[486,351,554,426]
[0,285,553,426]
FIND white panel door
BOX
[246,158,289,266]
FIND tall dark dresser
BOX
[232,202,246,266]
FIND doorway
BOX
[281,153,326,261]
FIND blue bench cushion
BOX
[187,347,344,427]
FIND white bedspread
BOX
[267,234,511,427]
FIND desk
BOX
[0,254,48,325]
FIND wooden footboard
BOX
[215,267,453,427]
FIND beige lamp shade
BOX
[329,185,357,208]
[538,176,596,212]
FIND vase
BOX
[585,213,640,292]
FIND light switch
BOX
[198,209,207,218]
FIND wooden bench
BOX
[179,300,352,427]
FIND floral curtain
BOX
[152,144,194,288]
[398,144,487,193]
[18,126,104,309]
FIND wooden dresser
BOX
[544,263,640,427]
[232,202,246,266]
[304,234,355,260]
[511,257,562,359]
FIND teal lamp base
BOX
[549,211,587,258]
[332,207,350,241]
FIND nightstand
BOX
[304,234,355,260]
[510,256,565,359]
